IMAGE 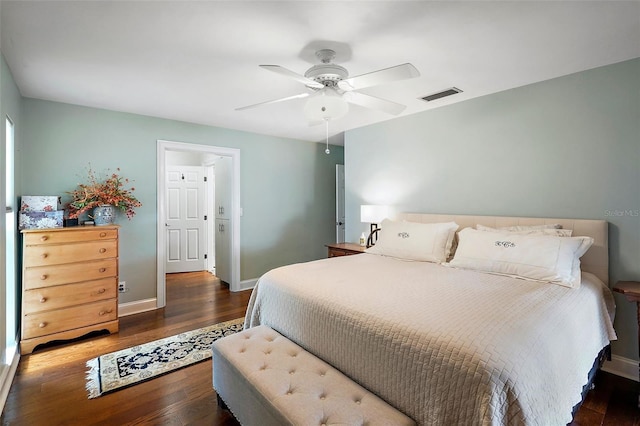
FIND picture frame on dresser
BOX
[20,226,120,354]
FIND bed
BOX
[244,214,617,425]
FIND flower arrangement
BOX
[67,166,142,219]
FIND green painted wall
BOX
[345,58,640,361]
[20,99,343,302]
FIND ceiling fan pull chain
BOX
[325,119,330,155]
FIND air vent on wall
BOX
[420,87,462,102]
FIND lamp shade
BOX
[304,87,349,121]
[360,205,389,224]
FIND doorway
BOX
[157,140,241,309]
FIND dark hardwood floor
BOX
[571,371,640,426]
[1,271,639,425]
[1,271,249,425]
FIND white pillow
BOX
[449,228,593,288]
[366,219,459,263]
[494,224,562,231]
[476,224,573,237]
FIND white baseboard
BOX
[118,298,158,317]
[238,278,257,291]
[602,355,639,382]
[0,349,20,413]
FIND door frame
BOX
[335,164,345,243]
[204,163,216,273]
[156,140,241,308]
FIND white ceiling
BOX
[1,1,639,144]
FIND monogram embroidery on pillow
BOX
[397,232,410,239]
[495,241,516,248]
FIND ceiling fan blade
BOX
[260,65,325,89]
[235,93,310,111]
[338,63,420,91]
[343,91,407,115]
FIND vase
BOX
[93,205,116,226]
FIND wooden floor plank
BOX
[1,271,249,425]
[1,270,638,425]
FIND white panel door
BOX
[215,218,231,284]
[213,156,233,283]
[214,156,232,219]
[166,166,206,273]
[336,164,345,243]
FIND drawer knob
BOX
[100,232,107,237]
[41,253,48,259]
[39,322,47,328]
[39,297,47,303]
[40,236,49,242]
[40,274,48,280]
[99,248,107,254]
[97,288,106,294]
[99,268,106,273]
[99,309,113,316]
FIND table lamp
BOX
[360,205,389,247]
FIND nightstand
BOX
[612,280,640,408]
[325,243,367,258]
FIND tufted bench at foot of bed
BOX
[212,325,415,426]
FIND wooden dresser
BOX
[20,226,119,354]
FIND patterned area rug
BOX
[85,317,244,398]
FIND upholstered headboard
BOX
[397,213,609,285]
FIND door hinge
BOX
[204,215,207,221]
[204,254,208,259]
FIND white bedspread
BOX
[245,253,616,425]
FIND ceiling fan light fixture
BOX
[238,49,419,121]
[303,87,349,121]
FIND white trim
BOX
[239,278,258,291]
[118,298,159,317]
[602,354,639,382]
[0,349,20,413]
[157,140,242,309]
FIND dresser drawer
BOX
[23,258,117,289]
[23,240,117,267]
[23,228,118,246]
[23,299,117,339]
[326,243,366,257]
[24,278,117,313]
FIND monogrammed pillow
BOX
[492,224,562,231]
[365,219,459,263]
[448,228,593,288]
[476,224,573,237]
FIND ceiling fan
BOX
[236,49,420,121]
